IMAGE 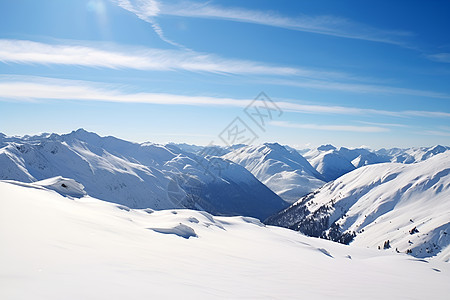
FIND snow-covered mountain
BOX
[266,152,450,260]
[303,145,356,181]
[1,179,449,299]
[302,144,449,180]
[165,142,246,157]
[223,143,325,203]
[0,129,285,220]
[376,145,450,164]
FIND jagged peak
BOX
[262,142,288,152]
[430,144,447,151]
[65,128,99,139]
[317,144,336,151]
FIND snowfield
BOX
[1,179,449,299]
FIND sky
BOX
[0,0,449,149]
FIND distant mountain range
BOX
[0,129,285,220]
[1,129,449,259]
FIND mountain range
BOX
[1,129,449,261]
[0,129,285,220]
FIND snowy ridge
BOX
[1,180,449,299]
[223,143,325,203]
[376,145,450,164]
[0,129,285,220]
[302,144,449,180]
[266,152,450,260]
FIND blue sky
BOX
[0,0,449,148]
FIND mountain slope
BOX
[0,129,285,220]
[1,179,449,299]
[223,143,325,203]
[266,152,450,260]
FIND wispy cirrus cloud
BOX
[357,121,410,128]
[112,0,187,48]
[418,130,450,137]
[427,53,450,63]
[0,76,449,119]
[2,39,449,100]
[268,78,450,100]
[150,1,413,46]
[270,121,389,133]
[0,39,301,76]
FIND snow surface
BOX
[267,152,450,261]
[1,180,449,299]
[223,143,325,203]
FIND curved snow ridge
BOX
[150,223,198,239]
[33,176,87,198]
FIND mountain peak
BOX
[72,128,93,136]
[262,142,287,152]
[317,144,336,151]
[63,128,101,142]
[430,144,447,151]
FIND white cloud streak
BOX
[0,77,449,119]
[270,121,389,133]
[109,0,414,48]
[269,79,450,100]
[0,39,300,76]
[156,1,413,46]
[427,53,450,63]
[419,130,450,137]
[357,121,410,128]
[2,39,449,100]
[112,0,186,48]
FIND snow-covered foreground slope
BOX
[1,180,449,299]
[0,129,285,220]
[267,152,450,260]
[223,143,325,203]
